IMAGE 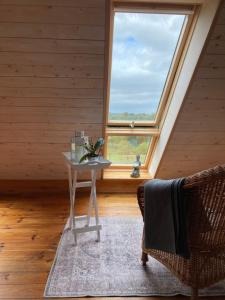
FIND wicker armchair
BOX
[137,165,225,300]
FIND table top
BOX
[62,152,111,170]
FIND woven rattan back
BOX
[184,165,225,250]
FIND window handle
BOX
[130,121,135,128]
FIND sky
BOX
[109,12,185,115]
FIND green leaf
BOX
[84,145,91,152]
[79,153,89,163]
[94,138,104,151]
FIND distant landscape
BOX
[109,112,155,121]
[107,113,153,164]
[107,135,151,165]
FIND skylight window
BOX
[109,12,185,124]
[105,3,196,169]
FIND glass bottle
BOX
[74,131,85,162]
[70,136,76,161]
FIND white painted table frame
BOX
[63,152,111,246]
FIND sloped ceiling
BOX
[156,2,225,178]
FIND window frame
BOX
[105,127,159,169]
[104,1,199,170]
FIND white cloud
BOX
[110,12,185,115]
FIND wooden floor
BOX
[0,192,223,299]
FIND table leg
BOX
[72,170,78,245]
[86,181,93,227]
[67,165,77,245]
[91,169,100,242]
[67,165,73,229]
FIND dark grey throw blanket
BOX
[144,178,190,258]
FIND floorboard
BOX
[0,192,223,299]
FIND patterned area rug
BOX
[45,217,225,297]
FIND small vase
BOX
[88,156,99,161]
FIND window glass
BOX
[107,135,151,164]
[109,12,185,122]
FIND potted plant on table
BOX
[79,138,104,163]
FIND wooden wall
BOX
[156,2,225,178]
[0,0,105,179]
[0,0,224,181]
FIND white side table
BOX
[63,152,111,246]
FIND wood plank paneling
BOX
[0,128,100,143]
[0,23,105,40]
[210,24,225,39]
[0,53,104,66]
[0,0,105,179]
[156,2,225,179]
[0,179,142,194]
[188,78,225,98]
[217,5,225,24]
[206,39,225,54]
[0,122,103,132]
[0,38,104,54]
[0,77,103,89]
[0,87,103,98]
[200,54,225,67]
[195,67,225,79]
[0,97,103,107]
[0,64,104,78]
[0,6,105,25]
[0,0,105,8]
[170,131,225,145]
[0,107,103,123]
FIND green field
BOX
[107,113,153,164]
[107,135,151,164]
[109,112,155,121]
